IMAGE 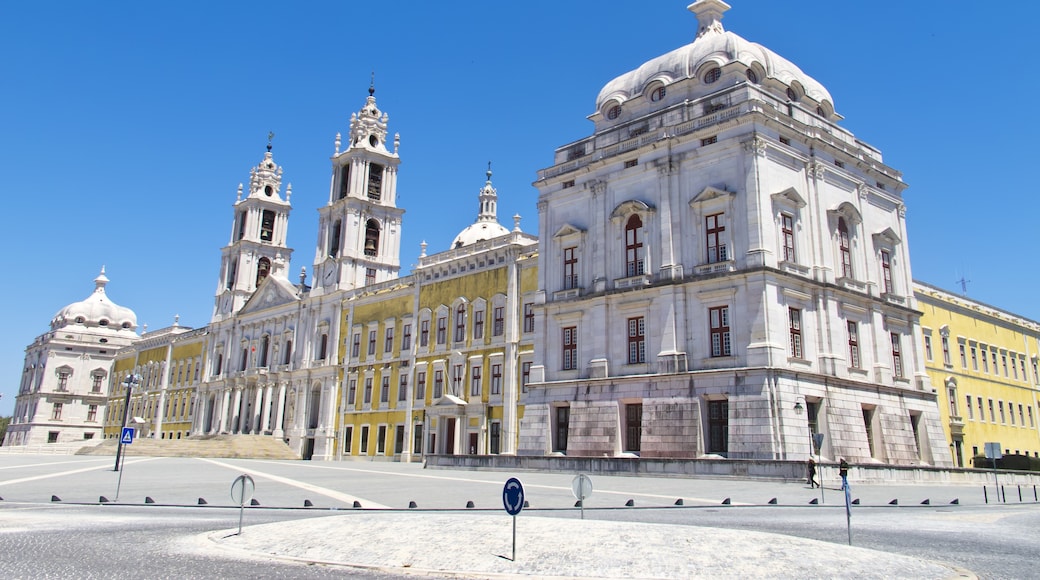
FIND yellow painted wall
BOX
[916,283,1040,465]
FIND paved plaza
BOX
[1,455,1037,578]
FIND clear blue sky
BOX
[3,1,1038,415]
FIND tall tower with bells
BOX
[313,82,404,294]
[213,134,293,321]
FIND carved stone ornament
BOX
[742,136,767,156]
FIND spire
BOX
[688,0,729,38]
[349,81,390,151]
[267,131,274,152]
[476,162,498,224]
[94,266,109,294]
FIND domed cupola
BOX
[52,267,138,332]
[595,0,835,122]
[248,138,285,201]
[349,83,393,153]
[450,164,511,249]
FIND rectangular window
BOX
[343,426,353,454]
[521,361,531,392]
[706,213,727,263]
[368,330,377,355]
[880,249,892,294]
[415,372,426,400]
[971,345,979,371]
[420,320,430,347]
[562,326,578,370]
[700,135,718,146]
[402,324,412,351]
[781,213,795,262]
[624,404,642,452]
[92,375,103,393]
[436,317,446,345]
[708,400,729,454]
[523,303,535,333]
[1020,359,1026,381]
[862,407,876,458]
[347,379,357,406]
[360,426,369,455]
[960,344,967,368]
[628,316,646,364]
[625,215,644,277]
[891,333,903,379]
[364,378,373,404]
[1002,354,1009,377]
[318,333,328,361]
[999,400,1006,424]
[991,351,998,375]
[554,406,569,452]
[1013,356,1019,380]
[491,364,502,395]
[1020,403,1026,426]
[51,403,63,420]
[789,308,803,359]
[398,375,408,401]
[490,422,501,454]
[493,307,505,336]
[982,346,990,372]
[988,399,995,422]
[909,413,921,458]
[563,246,578,289]
[376,425,387,454]
[87,404,97,422]
[977,397,984,422]
[948,387,958,417]
[452,364,463,396]
[365,268,376,286]
[710,306,731,357]
[924,334,933,361]
[1009,401,1016,425]
[380,376,389,403]
[1029,405,1035,428]
[473,310,484,340]
[384,327,394,353]
[57,372,69,391]
[941,336,951,366]
[455,306,466,343]
[965,394,973,419]
[395,425,405,455]
[847,321,860,368]
[434,370,444,398]
[470,366,482,397]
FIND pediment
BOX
[827,201,862,226]
[239,275,301,315]
[432,393,468,408]
[689,185,734,206]
[553,223,586,238]
[610,199,654,220]
[771,187,806,209]
[872,227,901,246]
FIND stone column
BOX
[230,387,243,434]
[260,384,274,434]
[251,386,263,434]
[218,388,231,433]
[272,382,287,438]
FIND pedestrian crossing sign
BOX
[120,427,134,445]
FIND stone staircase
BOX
[75,434,300,460]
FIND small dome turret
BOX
[450,164,511,249]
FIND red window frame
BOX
[706,213,726,263]
[838,218,853,278]
[710,306,731,357]
[625,215,644,277]
[789,308,803,359]
[562,326,578,370]
[781,213,795,262]
[627,316,645,364]
[563,246,578,289]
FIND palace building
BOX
[519,0,952,466]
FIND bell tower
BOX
[312,83,404,295]
[213,136,293,320]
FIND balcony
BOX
[694,260,735,275]
[614,274,650,290]
[553,287,583,300]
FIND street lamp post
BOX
[113,373,140,471]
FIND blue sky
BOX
[3,1,1038,416]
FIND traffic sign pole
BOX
[502,477,525,561]
[114,427,135,501]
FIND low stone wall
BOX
[425,454,1040,486]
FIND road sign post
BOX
[114,427,135,501]
[985,442,1003,502]
[502,477,525,561]
[812,433,825,504]
[230,474,256,536]
[571,474,593,520]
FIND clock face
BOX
[323,266,336,287]
[221,296,232,313]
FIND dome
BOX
[595,0,833,115]
[450,165,511,249]
[52,267,138,331]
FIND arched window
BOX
[338,164,350,199]
[838,218,853,278]
[329,220,342,257]
[226,259,237,290]
[364,219,380,257]
[367,163,384,200]
[260,210,275,242]
[256,257,271,286]
[259,335,270,368]
[625,214,644,277]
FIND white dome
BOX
[52,268,138,331]
[451,221,511,249]
[450,166,511,249]
[595,0,833,115]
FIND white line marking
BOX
[197,458,389,508]
[0,458,113,471]
[0,457,160,487]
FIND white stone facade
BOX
[519,1,952,466]
[4,270,138,446]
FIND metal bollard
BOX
[983,486,988,504]
[1001,485,1006,503]
[1019,485,1023,502]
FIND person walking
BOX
[807,457,818,488]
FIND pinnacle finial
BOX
[369,71,375,96]
[486,161,492,182]
[267,131,275,152]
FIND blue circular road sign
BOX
[502,477,525,516]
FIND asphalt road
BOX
[0,455,1037,578]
